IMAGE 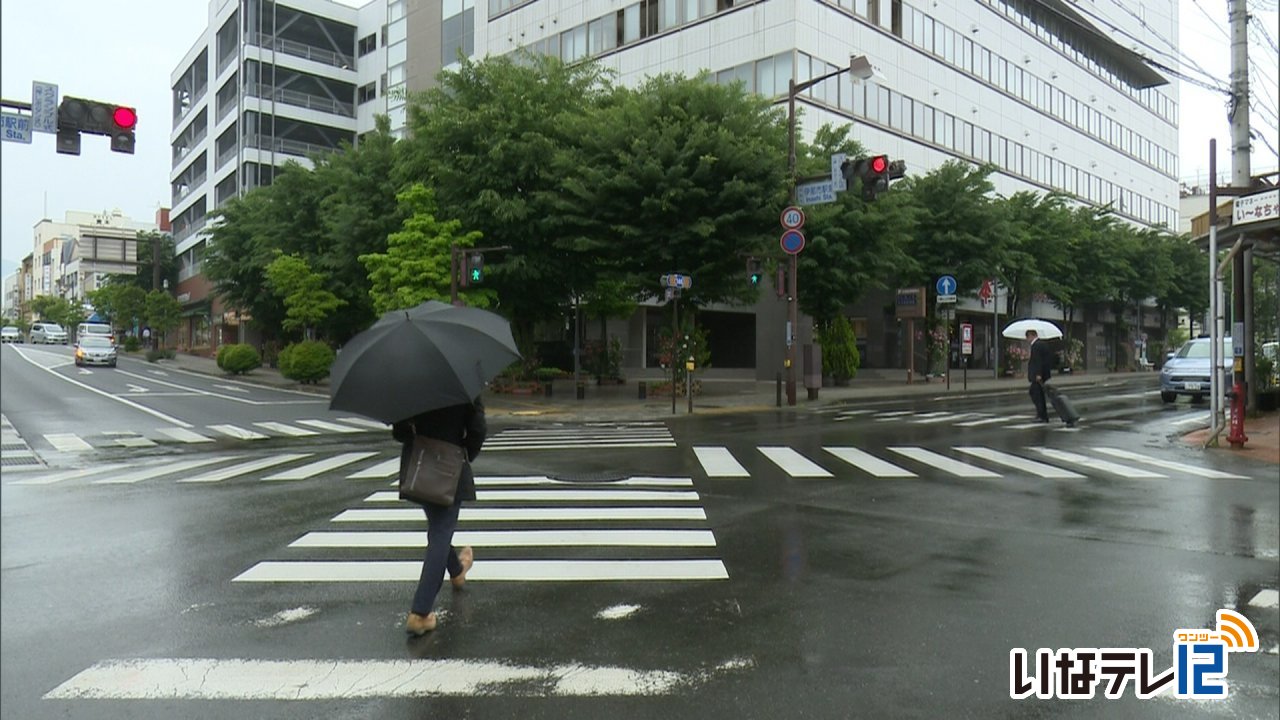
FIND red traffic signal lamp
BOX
[840,154,903,201]
[56,97,136,155]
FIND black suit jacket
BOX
[1027,340,1053,382]
[393,399,486,502]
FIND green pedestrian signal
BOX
[747,257,763,286]
[468,253,484,284]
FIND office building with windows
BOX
[170,0,388,351]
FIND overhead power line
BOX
[1191,0,1232,40]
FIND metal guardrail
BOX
[252,33,354,70]
[243,82,355,118]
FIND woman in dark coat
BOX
[391,398,486,635]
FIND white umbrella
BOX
[1002,318,1063,340]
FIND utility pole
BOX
[1228,0,1255,415]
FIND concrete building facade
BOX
[29,209,158,307]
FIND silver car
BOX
[74,335,118,367]
[1,326,22,343]
[29,322,68,344]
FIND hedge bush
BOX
[278,341,335,384]
[123,336,142,352]
[217,343,261,375]
[145,348,176,363]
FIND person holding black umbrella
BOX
[393,398,487,635]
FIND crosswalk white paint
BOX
[914,412,982,424]
[103,431,158,448]
[758,447,833,477]
[295,419,364,434]
[91,456,242,485]
[1090,447,1248,479]
[692,447,751,477]
[1029,448,1166,479]
[347,457,400,479]
[43,433,94,452]
[953,446,1085,478]
[178,453,312,483]
[263,452,380,481]
[335,416,389,430]
[361,489,701,502]
[333,506,709,522]
[44,657,702,699]
[485,425,677,451]
[207,424,269,441]
[954,416,1015,427]
[156,427,216,443]
[289,529,719,548]
[887,447,1002,478]
[7,467,98,486]
[474,476,694,487]
[822,447,917,477]
[252,421,320,437]
[233,558,728,582]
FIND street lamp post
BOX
[783,54,875,405]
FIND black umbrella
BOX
[329,302,520,424]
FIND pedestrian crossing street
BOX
[691,444,1251,480]
[233,474,729,583]
[485,422,675,451]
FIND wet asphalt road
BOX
[2,363,1278,718]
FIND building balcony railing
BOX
[251,33,354,70]
[242,133,337,159]
[171,130,209,169]
[218,49,237,74]
[172,216,208,244]
[172,175,208,205]
[177,261,204,282]
[172,84,209,125]
[243,82,355,118]
[217,144,239,169]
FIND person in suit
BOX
[392,398,487,635]
[1026,330,1053,422]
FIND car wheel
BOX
[109,362,117,368]
[1160,391,1176,403]
[1191,394,1204,403]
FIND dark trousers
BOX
[411,497,464,615]
[1028,381,1049,420]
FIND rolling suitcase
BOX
[1043,383,1079,427]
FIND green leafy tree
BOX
[818,315,861,384]
[30,296,84,329]
[359,183,490,313]
[264,252,347,340]
[87,284,146,333]
[143,290,182,346]
[129,231,180,292]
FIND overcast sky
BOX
[2,0,1277,269]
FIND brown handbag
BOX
[399,435,466,506]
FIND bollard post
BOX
[576,383,585,401]
[638,381,647,400]
[776,371,783,407]
[544,381,553,398]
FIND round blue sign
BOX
[780,229,806,255]
[936,275,957,295]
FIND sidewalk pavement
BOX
[145,350,1277,462]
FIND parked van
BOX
[77,322,114,345]
[29,322,68,344]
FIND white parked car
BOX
[29,322,68,344]
[0,326,22,343]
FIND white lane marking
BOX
[295,419,364,434]
[263,452,380,481]
[491,431,673,440]
[834,409,875,416]
[597,604,643,620]
[233,559,729,583]
[954,416,1015,427]
[494,428,671,436]
[178,454,312,483]
[757,447,833,477]
[78,369,92,375]
[1089,448,1249,479]
[362,489,700,502]
[486,442,678,451]
[212,384,250,394]
[335,417,389,430]
[43,434,94,453]
[8,346,191,427]
[347,458,400,479]
[1248,589,1279,610]
[873,410,913,417]
[252,606,318,628]
[44,657,696,699]
[148,370,168,376]
[1171,414,1211,427]
[693,447,750,477]
[473,476,694,487]
[823,447,917,477]
[207,424,269,441]
[289,529,719,548]
[156,427,215,444]
[333,507,708,522]
[125,384,149,393]
[953,447,1085,478]
[91,456,241,485]
[1006,422,1049,430]
[914,413,982,424]
[253,421,320,437]
[887,447,1002,478]
[111,434,158,448]
[1029,448,1166,478]
[8,467,99,486]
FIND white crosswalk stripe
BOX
[156,427,215,443]
[1090,447,1248,479]
[823,447,916,477]
[347,457,400,479]
[44,433,94,452]
[263,452,380,481]
[953,446,1085,478]
[207,424,269,441]
[693,447,751,477]
[91,456,243,485]
[758,447,833,477]
[179,453,313,483]
[235,475,727,583]
[335,417,390,430]
[253,421,320,437]
[486,423,676,451]
[888,447,1002,478]
[103,431,158,448]
[1028,448,1166,479]
[295,419,364,434]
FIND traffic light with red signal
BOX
[56,97,136,155]
[840,154,906,201]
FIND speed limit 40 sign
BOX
[780,206,805,230]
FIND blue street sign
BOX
[936,275,957,296]
[780,229,806,255]
[796,180,836,205]
[1,112,33,144]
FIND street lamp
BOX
[783,54,876,405]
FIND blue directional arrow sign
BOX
[936,275,957,296]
